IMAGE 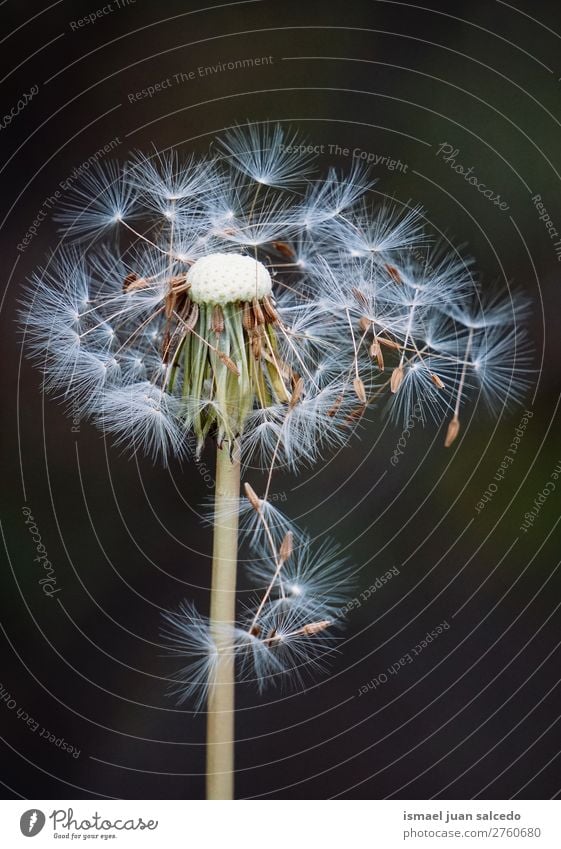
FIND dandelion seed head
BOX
[187,253,272,305]
[22,123,530,464]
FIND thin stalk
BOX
[454,327,474,417]
[248,550,286,633]
[206,441,241,800]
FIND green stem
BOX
[206,441,241,800]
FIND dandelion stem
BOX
[206,441,241,800]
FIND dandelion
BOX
[20,122,529,798]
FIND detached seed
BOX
[280,531,293,563]
[327,394,344,417]
[353,376,367,404]
[445,415,460,447]
[378,336,401,351]
[289,377,304,409]
[346,406,366,423]
[369,340,384,370]
[352,287,369,309]
[271,240,295,258]
[302,620,331,636]
[244,482,261,512]
[390,366,404,393]
[431,373,445,389]
[385,264,402,284]
[123,272,141,292]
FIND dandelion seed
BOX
[217,123,315,188]
[279,531,293,563]
[353,376,367,404]
[445,415,461,448]
[390,366,404,393]
[431,373,445,389]
[55,161,140,240]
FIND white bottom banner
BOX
[1,800,559,848]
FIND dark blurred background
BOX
[1,0,560,800]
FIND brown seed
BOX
[302,620,332,636]
[390,366,404,393]
[289,377,304,409]
[385,264,402,284]
[353,376,367,404]
[123,272,140,292]
[212,304,224,335]
[218,352,240,375]
[244,482,261,512]
[262,295,278,324]
[369,340,384,370]
[251,334,262,359]
[271,240,295,258]
[161,329,171,362]
[431,373,445,389]
[242,301,254,331]
[249,624,261,637]
[351,287,369,309]
[346,406,366,423]
[184,302,199,331]
[378,336,401,351]
[177,293,192,321]
[290,369,301,387]
[252,298,265,326]
[327,394,344,417]
[358,316,372,334]
[170,275,191,293]
[279,531,293,563]
[164,292,177,320]
[444,415,460,448]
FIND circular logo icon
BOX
[20,810,46,837]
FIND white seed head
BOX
[187,253,272,305]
